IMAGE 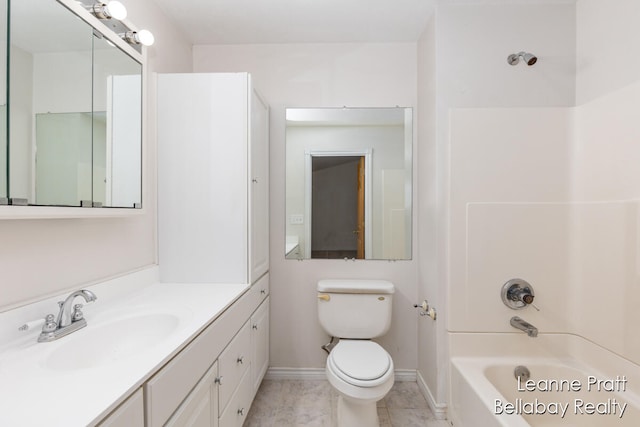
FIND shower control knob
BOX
[501,279,536,310]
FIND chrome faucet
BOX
[38,289,97,342]
[510,316,538,337]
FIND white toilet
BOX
[317,279,395,427]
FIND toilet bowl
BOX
[317,279,396,427]
[326,340,394,427]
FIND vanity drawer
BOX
[145,288,254,427]
[247,273,269,311]
[218,321,251,414]
[219,368,253,427]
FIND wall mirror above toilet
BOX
[0,0,144,216]
[285,107,413,260]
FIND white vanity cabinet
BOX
[157,72,269,285]
[143,275,269,427]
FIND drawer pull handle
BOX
[238,408,246,416]
[252,324,258,330]
[237,356,244,364]
[215,376,223,385]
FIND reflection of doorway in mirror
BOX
[311,155,363,259]
[307,150,372,259]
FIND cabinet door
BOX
[97,388,143,427]
[158,72,249,283]
[251,296,270,394]
[165,361,219,427]
[249,85,269,284]
[219,369,253,427]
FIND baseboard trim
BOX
[417,370,448,420]
[265,367,418,382]
[265,367,326,381]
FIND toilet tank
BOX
[317,279,395,339]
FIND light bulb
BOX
[105,1,127,20]
[137,30,155,46]
[123,30,155,47]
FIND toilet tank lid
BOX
[317,279,395,294]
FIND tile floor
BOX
[244,379,450,427]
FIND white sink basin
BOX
[44,313,180,370]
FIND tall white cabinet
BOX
[157,72,269,427]
[157,72,269,285]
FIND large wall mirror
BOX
[2,0,142,209]
[285,107,413,260]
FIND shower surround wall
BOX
[417,1,577,410]
[445,0,640,397]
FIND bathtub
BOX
[449,334,640,426]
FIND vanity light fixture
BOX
[122,29,155,46]
[89,1,128,20]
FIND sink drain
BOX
[514,365,530,382]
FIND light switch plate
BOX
[290,214,304,225]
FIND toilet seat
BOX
[328,340,393,388]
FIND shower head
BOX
[508,51,538,66]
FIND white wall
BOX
[576,0,640,104]
[436,3,576,109]
[0,0,192,311]
[194,43,420,370]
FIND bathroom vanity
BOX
[0,267,269,426]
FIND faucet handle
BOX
[42,314,57,333]
[72,304,84,322]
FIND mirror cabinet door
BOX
[10,0,93,206]
[93,33,142,208]
[3,0,143,210]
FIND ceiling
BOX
[148,0,437,45]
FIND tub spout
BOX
[510,316,538,337]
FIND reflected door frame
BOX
[304,149,372,258]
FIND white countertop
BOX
[0,267,248,426]
[285,235,299,256]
